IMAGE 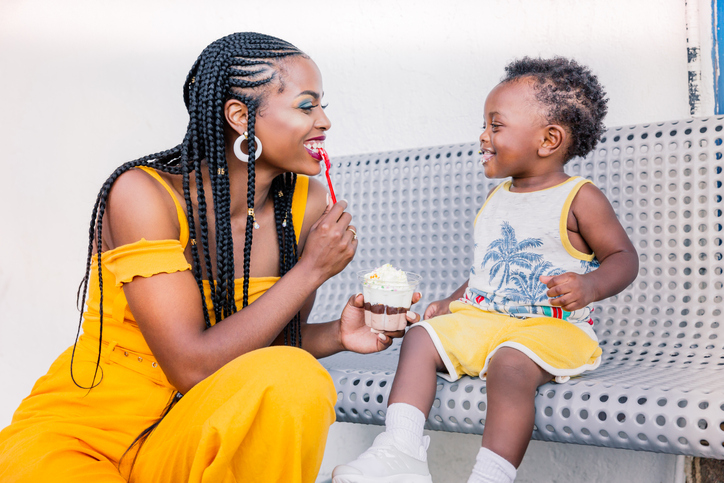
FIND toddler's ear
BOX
[538,125,567,158]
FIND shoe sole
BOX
[332,474,433,483]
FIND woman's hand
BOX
[299,200,358,285]
[339,292,422,353]
[423,296,453,320]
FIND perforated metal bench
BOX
[310,116,724,459]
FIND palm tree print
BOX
[580,258,600,274]
[482,222,544,289]
[506,261,565,305]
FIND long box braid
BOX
[73,33,307,393]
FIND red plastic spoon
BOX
[318,147,337,203]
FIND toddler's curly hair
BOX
[502,57,608,162]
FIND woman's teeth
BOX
[304,141,325,152]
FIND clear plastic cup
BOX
[358,269,422,331]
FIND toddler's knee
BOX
[486,348,541,390]
[402,325,433,349]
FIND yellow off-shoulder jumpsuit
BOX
[0,168,336,483]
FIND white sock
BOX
[384,403,427,460]
[467,447,517,483]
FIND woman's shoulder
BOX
[104,168,182,250]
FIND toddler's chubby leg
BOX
[468,347,552,483]
[332,326,442,483]
[388,325,445,414]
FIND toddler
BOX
[332,57,639,483]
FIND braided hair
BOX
[501,57,608,162]
[72,32,306,391]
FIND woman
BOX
[0,32,419,482]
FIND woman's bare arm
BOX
[107,170,355,393]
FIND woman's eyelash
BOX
[300,103,327,111]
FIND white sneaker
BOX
[332,432,432,483]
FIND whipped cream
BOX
[359,264,420,309]
[362,264,409,289]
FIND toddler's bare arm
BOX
[423,280,469,319]
[541,183,638,311]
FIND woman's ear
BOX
[224,99,249,135]
[538,124,567,158]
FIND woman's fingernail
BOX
[326,193,331,206]
[406,311,418,320]
[378,333,387,341]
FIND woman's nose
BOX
[316,109,332,131]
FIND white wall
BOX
[0,0,712,481]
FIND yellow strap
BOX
[291,175,309,243]
[136,166,190,248]
[474,182,507,227]
[559,177,595,261]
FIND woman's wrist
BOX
[333,317,345,353]
[294,257,328,289]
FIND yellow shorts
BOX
[417,301,602,383]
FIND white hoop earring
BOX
[233,131,263,163]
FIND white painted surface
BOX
[0,0,707,481]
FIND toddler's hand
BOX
[540,273,597,312]
[424,297,453,320]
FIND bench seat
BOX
[311,116,724,459]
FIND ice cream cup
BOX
[358,268,422,332]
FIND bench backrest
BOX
[310,116,724,458]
